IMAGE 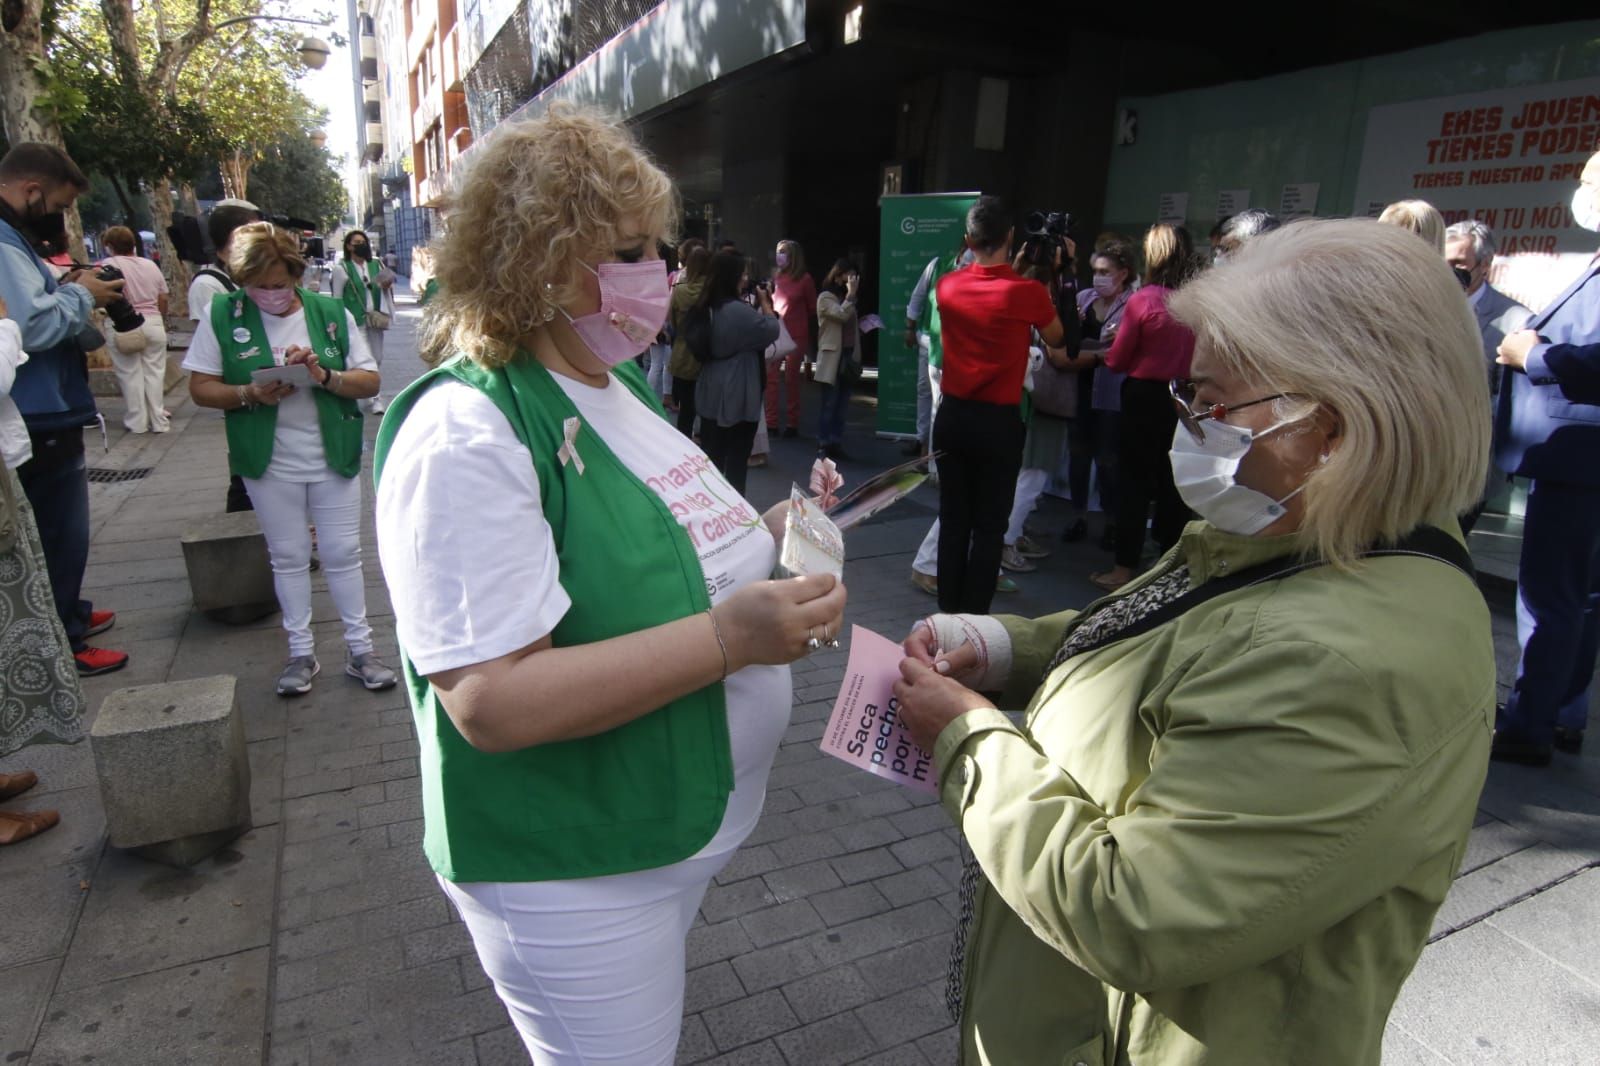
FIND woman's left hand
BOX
[894,657,996,754]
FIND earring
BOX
[540,306,556,322]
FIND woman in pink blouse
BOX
[99,226,170,433]
[766,239,816,437]
[1091,223,1198,591]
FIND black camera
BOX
[88,264,144,334]
[1025,210,1073,241]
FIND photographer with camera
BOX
[98,226,169,434]
[0,144,130,676]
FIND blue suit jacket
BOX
[1496,254,1600,485]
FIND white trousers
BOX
[242,475,373,659]
[1006,468,1050,544]
[441,851,727,1065]
[111,318,169,433]
[363,326,386,409]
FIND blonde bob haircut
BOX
[227,222,307,286]
[1168,218,1489,569]
[422,103,679,368]
[1377,199,1446,254]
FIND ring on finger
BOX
[806,626,822,653]
[822,623,841,649]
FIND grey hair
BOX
[1170,218,1490,569]
[1219,208,1281,244]
[1444,219,1496,262]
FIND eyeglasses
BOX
[1169,379,1286,443]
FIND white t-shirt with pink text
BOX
[375,371,792,863]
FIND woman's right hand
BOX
[248,381,296,406]
[714,574,847,669]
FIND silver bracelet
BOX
[705,608,729,680]
[236,385,253,410]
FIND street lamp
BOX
[298,37,332,69]
[309,129,328,149]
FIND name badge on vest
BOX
[237,346,260,360]
[232,327,252,344]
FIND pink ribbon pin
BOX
[558,417,585,475]
[810,457,843,510]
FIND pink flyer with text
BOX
[820,625,938,794]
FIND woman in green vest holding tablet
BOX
[184,222,397,698]
[373,105,847,1064]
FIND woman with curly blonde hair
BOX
[372,105,847,1063]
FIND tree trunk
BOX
[0,5,89,264]
[219,151,252,202]
[178,181,201,220]
[0,1,64,147]
[149,177,192,319]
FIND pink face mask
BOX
[561,260,670,367]
[246,286,298,316]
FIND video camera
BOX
[1018,210,1075,269]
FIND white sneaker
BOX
[369,397,388,415]
[1000,544,1037,573]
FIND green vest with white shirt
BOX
[372,354,734,883]
[212,288,363,479]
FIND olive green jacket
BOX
[936,520,1493,1066]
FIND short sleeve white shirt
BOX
[187,272,231,323]
[182,302,376,481]
[376,371,792,861]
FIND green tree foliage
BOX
[248,123,348,233]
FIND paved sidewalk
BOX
[3,288,1599,1065]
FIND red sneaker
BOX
[74,647,129,676]
[86,610,115,637]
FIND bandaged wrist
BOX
[917,613,1013,692]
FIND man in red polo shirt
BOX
[933,196,1064,613]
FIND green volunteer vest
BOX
[372,354,734,883]
[925,253,960,370]
[341,257,382,319]
[213,288,363,479]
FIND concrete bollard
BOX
[90,676,252,868]
[180,511,279,624]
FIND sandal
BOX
[1089,571,1128,593]
[0,771,38,801]
[0,808,60,845]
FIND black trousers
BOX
[1114,377,1191,569]
[933,394,1025,614]
[672,376,698,438]
[701,420,758,495]
[17,429,93,652]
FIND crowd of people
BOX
[3,104,1600,1065]
[0,143,403,846]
